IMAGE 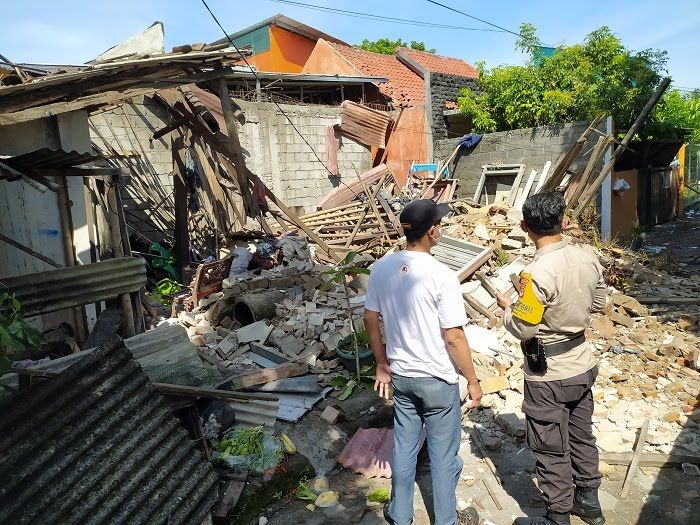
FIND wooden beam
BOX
[600,451,700,467]
[0,232,63,268]
[573,78,672,217]
[567,135,609,209]
[620,419,649,499]
[218,362,310,390]
[172,138,190,283]
[217,77,254,217]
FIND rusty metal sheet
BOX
[338,101,391,148]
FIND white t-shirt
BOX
[365,250,468,384]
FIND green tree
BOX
[355,38,435,55]
[457,24,696,140]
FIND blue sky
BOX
[3,0,699,89]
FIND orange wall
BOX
[610,170,638,241]
[302,39,362,76]
[268,26,316,72]
[384,105,429,186]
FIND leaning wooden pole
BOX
[572,78,671,218]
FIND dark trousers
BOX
[523,367,602,513]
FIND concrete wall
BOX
[435,120,603,200]
[89,96,175,241]
[235,99,371,212]
[429,73,478,141]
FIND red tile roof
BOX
[326,42,424,107]
[397,47,478,79]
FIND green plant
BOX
[322,251,371,383]
[492,247,510,267]
[295,479,317,502]
[0,292,42,375]
[216,425,265,456]
[330,365,377,399]
[457,24,696,141]
[355,38,435,55]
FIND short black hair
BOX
[522,191,566,235]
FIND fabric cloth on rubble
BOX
[252,178,269,214]
[456,133,482,149]
[277,235,312,263]
[228,247,253,277]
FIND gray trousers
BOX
[523,367,602,513]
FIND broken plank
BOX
[600,452,700,467]
[635,296,700,305]
[620,419,649,499]
[219,362,310,390]
[482,478,503,510]
[151,383,278,402]
[213,476,248,518]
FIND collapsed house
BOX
[0,17,698,525]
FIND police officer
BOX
[495,191,607,525]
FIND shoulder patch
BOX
[511,272,544,324]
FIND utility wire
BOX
[424,0,523,37]
[200,0,358,195]
[269,0,506,32]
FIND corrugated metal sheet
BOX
[338,101,391,148]
[0,342,219,525]
[30,324,216,386]
[433,235,493,282]
[2,257,147,316]
[1,148,101,171]
[229,399,279,429]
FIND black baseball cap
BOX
[399,199,451,238]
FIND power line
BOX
[424,0,523,37]
[269,0,507,32]
[199,0,358,195]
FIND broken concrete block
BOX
[236,320,273,344]
[190,335,206,346]
[248,278,270,290]
[598,460,616,476]
[480,375,510,395]
[178,311,197,327]
[501,238,523,250]
[609,311,635,328]
[496,413,525,438]
[277,334,305,357]
[474,224,490,241]
[308,313,325,326]
[320,406,340,424]
[192,324,215,335]
[305,301,317,313]
[219,334,238,354]
[482,434,503,451]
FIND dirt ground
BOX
[253,215,700,525]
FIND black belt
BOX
[543,332,586,357]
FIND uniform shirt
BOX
[504,238,606,382]
[365,250,468,384]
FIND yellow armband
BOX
[511,272,544,324]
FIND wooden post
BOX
[56,176,88,345]
[172,137,190,283]
[217,77,255,217]
[620,419,650,499]
[573,78,671,217]
[106,181,136,337]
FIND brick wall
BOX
[89,96,174,241]
[235,100,371,213]
[429,73,479,141]
[435,120,605,200]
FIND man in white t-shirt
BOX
[364,199,483,525]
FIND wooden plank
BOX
[635,296,700,305]
[464,295,497,323]
[573,78,671,217]
[213,476,248,518]
[219,362,310,390]
[0,232,63,268]
[463,299,482,320]
[515,169,537,211]
[475,271,501,299]
[217,78,253,217]
[532,161,552,195]
[600,452,700,467]
[620,419,649,499]
[482,478,503,510]
[507,165,526,207]
[567,135,609,208]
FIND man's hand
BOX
[374,362,391,399]
[465,381,483,409]
[495,291,512,310]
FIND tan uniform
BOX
[504,237,606,381]
[504,237,607,515]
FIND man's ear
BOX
[562,217,570,230]
[520,220,528,233]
